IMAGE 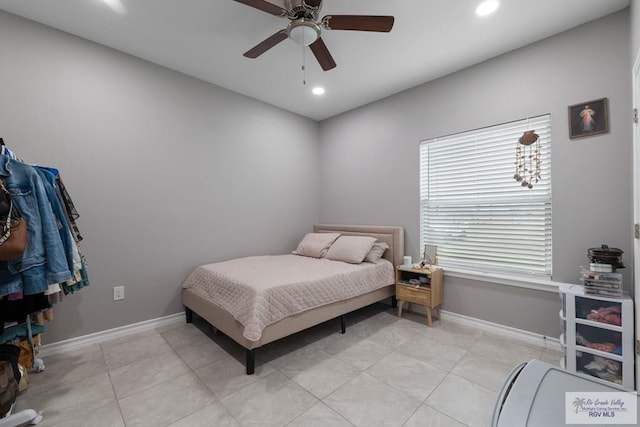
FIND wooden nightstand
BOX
[395,266,443,326]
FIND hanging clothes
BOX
[34,167,89,296]
[35,167,74,274]
[41,167,83,242]
[0,294,50,329]
[0,144,89,302]
[0,145,20,161]
[0,154,71,297]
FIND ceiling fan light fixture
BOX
[287,19,320,46]
[312,86,325,95]
[476,0,499,17]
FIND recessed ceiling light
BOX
[100,0,127,15]
[312,87,325,96]
[476,0,499,17]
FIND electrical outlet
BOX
[113,286,125,301]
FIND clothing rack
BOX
[0,140,43,426]
[1,139,88,426]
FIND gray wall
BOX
[0,11,320,343]
[0,8,633,344]
[319,10,632,337]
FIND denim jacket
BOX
[36,167,75,274]
[0,154,71,296]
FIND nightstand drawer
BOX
[396,284,430,305]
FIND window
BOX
[420,115,552,278]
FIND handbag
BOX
[0,345,21,417]
[0,179,26,261]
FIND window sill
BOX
[442,267,567,293]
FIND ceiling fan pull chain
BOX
[302,43,307,85]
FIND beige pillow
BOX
[292,233,340,258]
[364,242,389,263]
[325,236,377,264]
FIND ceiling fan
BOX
[234,0,395,71]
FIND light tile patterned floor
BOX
[14,304,563,426]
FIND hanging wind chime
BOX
[513,130,541,189]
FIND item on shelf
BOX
[580,268,622,282]
[587,244,624,269]
[582,355,622,384]
[584,288,623,297]
[582,280,621,290]
[584,342,617,353]
[580,264,623,298]
[574,332,587,346]
[589,263,613,272]
[586,306,621,326]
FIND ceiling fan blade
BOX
[322,15,394,32]
[309,37,336,71]
[243,29,288,58]
[233,0,287,17]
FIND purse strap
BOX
[0,177,20,245]
[0,178,8,196]
[0,198,13,245]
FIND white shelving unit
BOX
[559,283,635,390]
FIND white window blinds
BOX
[420,115,552,278]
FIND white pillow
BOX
[292,233,340,258]
[364,242,389,263]
[325,236,377,264]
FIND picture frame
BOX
[568,97,609,139]
[421,244,437,267]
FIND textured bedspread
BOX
[182,255,394,341]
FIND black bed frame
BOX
[184,295,397,375]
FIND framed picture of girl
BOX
[568,97,609,139]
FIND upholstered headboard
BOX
[313,224,405,266]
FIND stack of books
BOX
[580,263,623,297]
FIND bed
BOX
[181,224,404,374]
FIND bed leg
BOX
[391,295,398,308]
[246,349,256,375]
[184,307,193,323]
[340,315,346,334]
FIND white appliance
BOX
[492,360,638,427]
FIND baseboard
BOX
[382,299,562,352]
[40,305,562,357]
[40,312,183,357]
[440,309,562,352]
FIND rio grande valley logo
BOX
[566,392,637,424]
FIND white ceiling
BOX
[0,0,631,121]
